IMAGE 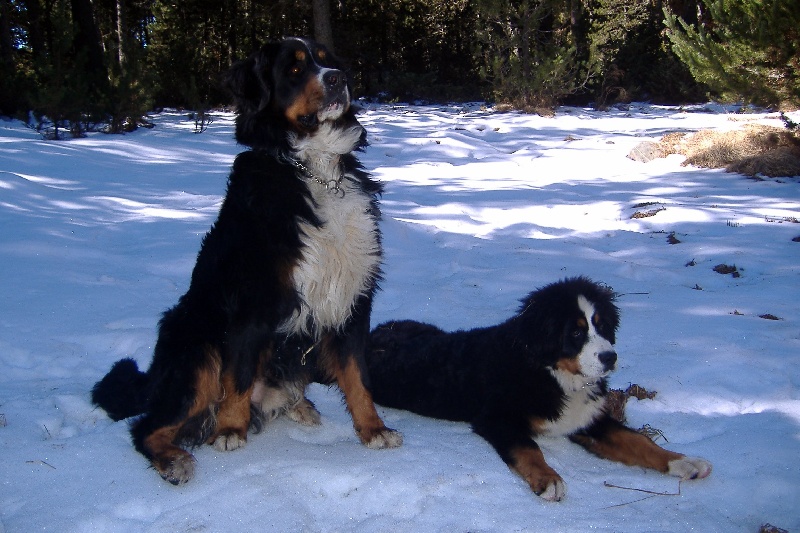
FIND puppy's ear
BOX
[225,43,279,114]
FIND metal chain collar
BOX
[292,160,345,197]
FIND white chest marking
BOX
[541,370,606,436]
[280,125,380,337]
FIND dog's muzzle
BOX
[598,350,617,373]
[320,69,349,113]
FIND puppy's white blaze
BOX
[282,125,380,337]
[576,295,614,378]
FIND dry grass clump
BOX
[629,124,800,177]
[607,384,657,423]
[759,524,788,533]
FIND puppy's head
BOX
[225,37,353,146]
[519,277,619,386]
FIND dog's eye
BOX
[290,65,303,76]
[571,329,583,339]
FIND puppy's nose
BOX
[598,350,617,371]
[323,70,346,88]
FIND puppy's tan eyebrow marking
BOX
[295,50,306,61]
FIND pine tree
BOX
[475,0,594,112]
[665,0,800,108]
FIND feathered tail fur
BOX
[91,358,149,421]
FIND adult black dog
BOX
[366,277,710,501]
[92,37,401,485]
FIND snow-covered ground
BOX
[1,103,798,532]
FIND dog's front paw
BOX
[531,472,566,502]
[211,431,247,452]
[531,476,567,502]
[668,456,712,480]
[159,453,196,485]
[362,427,403,449]
[509,447,566,501]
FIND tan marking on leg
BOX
[571,425,683,472]
[211,372,253,451]
[143,425,196,485]
[141,350,222,484]
[188,349,223,418]
[334,357,385,442]
[323,342,401,449]
[509,446,565,501]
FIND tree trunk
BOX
[70,0,107,88]
[569,0,587,63]
[225,0,237,64]
[312,0,335,54]
[0,0,13,66]
[521,1,531,81]
[115,0,126,75]
[18,0,45,58]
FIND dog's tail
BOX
[91,358,149,421]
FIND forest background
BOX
[1,0,798,137]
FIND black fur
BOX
[367,276,711,500]
[367,277,618,422]
[92,37,400,484]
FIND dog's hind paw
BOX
[159,454,196,485]
[668,456,712,480]
[286,398,322,426]
[211,431,247,452]
[364,428,403,449]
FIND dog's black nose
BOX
[323,70,346,88]
[599,350,617,371]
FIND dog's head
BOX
[225,37,355,147]
[517,277,619,388]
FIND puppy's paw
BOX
[509,447,566,501]
[668,456,712,480]
[159,454,196,485]
[536,476,566,502]
[363,427,403,449]
[212,431,247,452]
[286,398,322,426]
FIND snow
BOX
[1,103,799,532]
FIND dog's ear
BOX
[225,43,279,114]
[224,54,261,113]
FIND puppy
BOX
[366,277,710,500]
[92,37,401,485]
